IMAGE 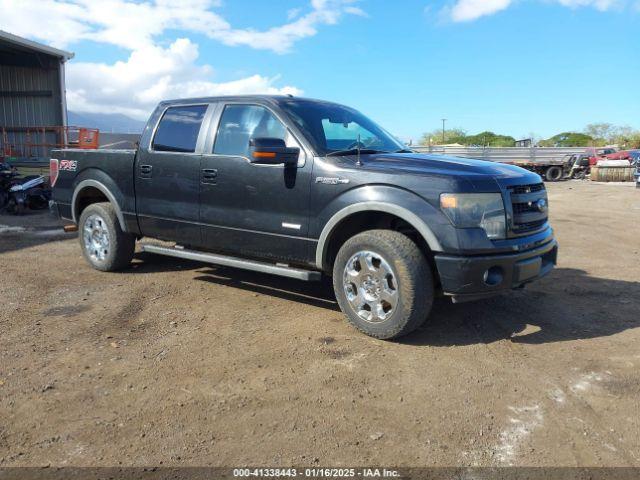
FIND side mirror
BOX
[249,138,299,166]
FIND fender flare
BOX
[315,201,443,270]
[71,179,126,230]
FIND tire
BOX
[545,166,563,182]
[332,229,434,340]
[78,202,135,272]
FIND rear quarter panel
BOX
[51,149,138,233]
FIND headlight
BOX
[440,193,506,239]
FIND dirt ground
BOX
[1,181,639,468]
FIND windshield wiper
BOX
[326,148,388,157]
[393,149,414,153]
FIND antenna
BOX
[356,133,362,167]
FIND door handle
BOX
[140,164,153,178]
[201,168,218,183]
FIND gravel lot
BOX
[1,181,639,467]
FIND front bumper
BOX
[434,239,558,303]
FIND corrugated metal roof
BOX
[0,30,74,61]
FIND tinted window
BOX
[213,105,287,157]
[321,119,382,151]
[152,105,208,153]
[280,100,404,156]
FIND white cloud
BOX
[65,39,302,119]
[0,0,364,53]
[449,0,513,22]
[0,0,362,118]
[287,7,303,20]
[209,0,365,54]
[444,0,629,21]
[555,0,620,10]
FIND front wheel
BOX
[79,202,135,272]
[332,230,434,340]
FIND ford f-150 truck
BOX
[50,95,557,339]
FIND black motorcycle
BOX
[0,162,51,214]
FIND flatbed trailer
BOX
[412,146,582,181]
[496,158,568,181]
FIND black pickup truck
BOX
[50,95,557,339]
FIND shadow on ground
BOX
[194,266,339,311]
[8,218,638,349]
[407,267,640,347]
[0,210,74,254]
[157,261,639,346]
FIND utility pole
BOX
[441,118,447,144]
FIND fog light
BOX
[483,266,503,286]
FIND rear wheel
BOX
[545,166,564,182]
[79,202,135,271]
[332,229,433,340]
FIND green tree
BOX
[463,131,516,147]
[540,132,594,147]
[625,131,640,149]
[584,123,615,145]
[611,125,638,148]
[420,128,467,145]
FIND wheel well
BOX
[323,211,438,283]
[75,186,109,220]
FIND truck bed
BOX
[50,148,138,230]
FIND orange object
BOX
[0,125,100,158]
[77,128,100,149]
[440,194,458,209]
[252,151,276,158]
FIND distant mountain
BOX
[68,111,146,134]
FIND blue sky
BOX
[2,0,639,141]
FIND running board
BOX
[139,244,322,281]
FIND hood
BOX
[330,152,543,190]
[348,153,536,178]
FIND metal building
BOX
[0,30,74,161]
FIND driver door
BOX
[198,103,314,265]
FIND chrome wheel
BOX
[83,214,110,263]
[343,250,398,324]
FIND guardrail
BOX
[411,146,585,164]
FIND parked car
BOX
[585,147,618,166]
[604,150,630,161]
[628,149,640,166]
[50,95,557,340]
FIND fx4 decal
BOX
[60,160,78,171]
[315,176,349,185]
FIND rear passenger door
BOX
[135,104,211,245]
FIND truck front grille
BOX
[512,218,547,234]
[507,183,548,236]
[512,202,541,214]
[510,183,545,195]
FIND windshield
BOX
[279,100,405,156]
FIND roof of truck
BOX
[158,94,340,106]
